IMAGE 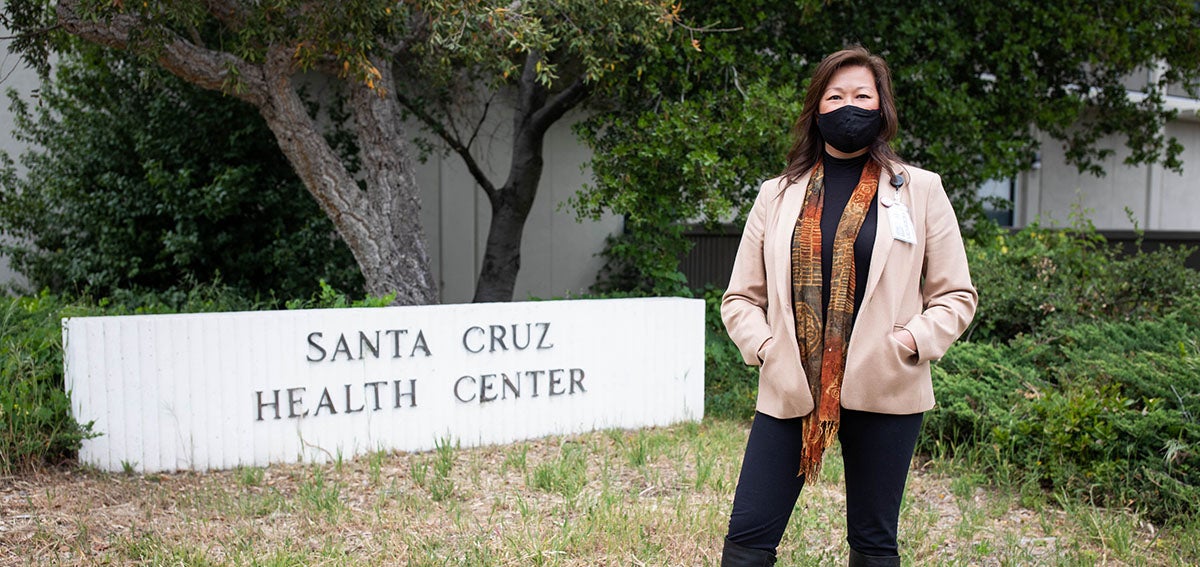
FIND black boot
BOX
[848,547,900,567]
[721,538,777,567]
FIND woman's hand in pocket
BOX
[892,328,917,353]
[756,336,774,365]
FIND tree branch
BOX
[381,10,431,58]
[395,90,498,201]
[0,24,60,42]
[467,91,498,150]
[530,76,591,134]
[514,49,591,136]
[259,45,371,231]
[56,0,268,105]
[435,90,468,155]
[515,50,549,126]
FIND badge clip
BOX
[882,172,905,207]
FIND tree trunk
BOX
[468,58,590,302]
[474,188,535,303]
[56,3,439,305]
[472,113,545,303]
[345,57,439,304]
[257,49,437,304]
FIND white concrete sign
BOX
[63,297,705,472]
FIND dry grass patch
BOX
[0,419,1193,566]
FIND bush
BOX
[920,340,1038,450]
[702,286,758,420]
[994,317,1200,522]
[928,219,1200,523]
[921,303,1200,524]
[1,293,95,472]
[0,44,362,299]
[965,220,1200,342]
[588,225,694,298]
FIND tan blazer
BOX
[721,163,978,418]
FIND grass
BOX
[1,418,1195,566]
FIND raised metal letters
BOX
[271,321,576,420]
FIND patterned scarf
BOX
[790,159,880,478]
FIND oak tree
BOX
[4,0,677,303]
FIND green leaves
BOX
[929,318,1200,523]
[575,78,801,291]
[0,293,95,473]
[965,221,1200,342]
[573,0,1200,295]
[9,1,675,94]
[919,218,1200,523]
[0,44,362,298]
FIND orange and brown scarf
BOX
[790,159,880,478]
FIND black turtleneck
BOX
[818,151,878,320]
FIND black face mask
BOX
[816,105,882,154]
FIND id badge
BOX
[888,203,917,244]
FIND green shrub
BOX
[936,219,1200,522]
[965,220,1200,342]
[921,341,1037,450]
[588,225,694,298]
[1,293,95,472]
[923,314,1200,524]
[702,286,757,421]
[0,44,362,300]
[994,317,1200,522]
[283,279,396,310]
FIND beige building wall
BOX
[1158,120,1200,230]
[0,34,37,291]
[1018,115,1200,231]
[409,98,620,304]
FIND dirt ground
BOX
[0,428,1168,566]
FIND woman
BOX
[719,46,977,567]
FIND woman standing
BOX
[719,47,978,566]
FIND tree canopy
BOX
[4,0,679,303]
[0,42,362,298]
[574,0,1200,293]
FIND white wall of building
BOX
[1018,112,1200,231]
[408,98,620,304]
[0,34,38,291]
[1158,120,1200,230]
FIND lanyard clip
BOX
[883,172,905,207]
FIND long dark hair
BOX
[782,46,903,183]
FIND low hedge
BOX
[1,292,93,471]
[924,312,1200,523]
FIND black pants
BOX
[725,408,923,557]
